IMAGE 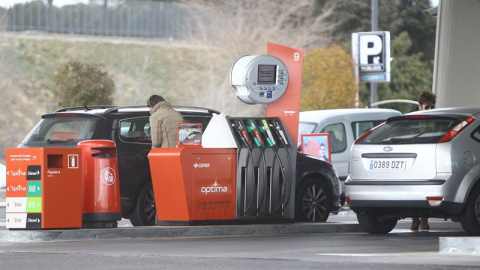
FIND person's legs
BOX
[420,217,430,230]
[411,217,420,230]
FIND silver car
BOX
[346,107,480,235]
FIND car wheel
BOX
[356,213,397,234]
[295,178,331,222]
[130,182,157,226]
[460,184,480,235]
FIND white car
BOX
[299,108,403,203]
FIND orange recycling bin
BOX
[5,148,82,229]
[148,147,236,225]
[77,140,121,228]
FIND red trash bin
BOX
[77,140,121,228]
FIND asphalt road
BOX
[1,202,478,270]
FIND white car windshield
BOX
[357,117,461,144]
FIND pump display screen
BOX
[257,65,277,85]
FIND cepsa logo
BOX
[194,163,211,169]
[201,180,228,195]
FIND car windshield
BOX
[357,117,462,144]
[298,122,317,141]
[20,116,100,145]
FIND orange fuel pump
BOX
[148,147,236,224]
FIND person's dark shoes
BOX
[410,217,420,231]
[420,217,430,230]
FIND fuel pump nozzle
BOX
[247,120,264,148]
[261,120,276,147]
[235,120,251,147]
[273,120,288,146]
[258,124,274,147]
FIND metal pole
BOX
[371,0,378,31]
[370,0,378,107]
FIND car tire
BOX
[356,213,397,234]
[460,184,480,235]
[295,178,331,222]
[130,181,157,226]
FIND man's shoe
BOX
[410,217,420,231]
[420,217,430,230]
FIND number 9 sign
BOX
[293,52,300,61]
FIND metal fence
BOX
[1,1,189,38]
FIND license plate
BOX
[369,159,407,170]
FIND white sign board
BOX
[352,31,390,82]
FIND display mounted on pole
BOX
[230,55,288,104]
[352,31,391,82]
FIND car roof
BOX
[49,105,221,116]
[406,106,480,116]
[299,108,402,122]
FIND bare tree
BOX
[184,1,336,54]
[174,0,337,116]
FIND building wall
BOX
[433,0,480,107]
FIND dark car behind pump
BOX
[19,105,340,225]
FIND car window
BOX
[298,122,317,145]
[320,123,346,153]
[357,117,461,144]
[118,114,212,145]
[351,120,385,139]
[471,127,480,142]
[183,115,211,128]
[21,117,99,145]
[119,117,151,144]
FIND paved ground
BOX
[0,198,362,242]
[1,187,480,255]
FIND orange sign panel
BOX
[5,148,82,229]
[266,42,304,147]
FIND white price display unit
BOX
[230,55,288,104]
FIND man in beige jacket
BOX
[147,95,184,148]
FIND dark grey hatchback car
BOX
[18,105,340,226]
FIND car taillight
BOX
[354,122,386,144]
[346,196,351,206]
[438,117,475,143]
